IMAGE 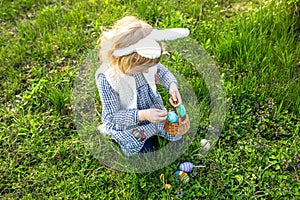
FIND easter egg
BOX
[201,139,211,151]
[179,162,205,172]
[167,111,178,123]
[178,105,186,117]
[179,162,195,172]
[174,170,190,184]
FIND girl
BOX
[95,16,189,156]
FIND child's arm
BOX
[157,63,182,107]
[97,73,139,126]
[156,62,178,90]
[138,109,167,123]
[168,82,182,106]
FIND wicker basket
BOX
[164,107,190,136]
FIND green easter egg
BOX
[178,105,186,117]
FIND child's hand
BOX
[169,82,182,107]
[138,109,168,123]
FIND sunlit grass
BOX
[1,0,299,199]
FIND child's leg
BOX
[139,137,154,153]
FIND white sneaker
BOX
[98,124,108,135]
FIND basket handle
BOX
[177,107,182,124]
[172,106,181,124]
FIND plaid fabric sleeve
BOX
[96,73,139,126]
[157,63,178,91]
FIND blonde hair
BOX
[99,16,161,74]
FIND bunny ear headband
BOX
[113,28,190,59]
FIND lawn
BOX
[1,0,300,199]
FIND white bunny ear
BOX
[113,43,138,57]
[112,28,189,58]
[147,28,190,41]
[113,38,161,58]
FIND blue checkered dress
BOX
[96,63,182,156]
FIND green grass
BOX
[1,0,300,199]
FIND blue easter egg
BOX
[178,105,186,117]
[179,162,195,172]
[167,111,178,123]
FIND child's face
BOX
[128,65,153,74]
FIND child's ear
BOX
[112,55,120,59]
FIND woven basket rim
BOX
[164,114,190,136]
